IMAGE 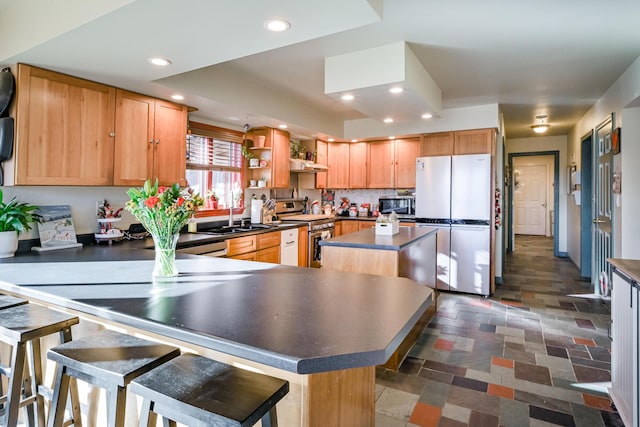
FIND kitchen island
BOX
[320,226,438,369]
[0,245,432,426]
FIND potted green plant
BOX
[0,189,42,258]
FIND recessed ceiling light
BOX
[328,138,335,142]
[421,113,433,119]
[341,94,354,101]
[265,19,291,32]
[389,136,396,140]
[389,87,404,94]
[351,139,358,143]
[383,117,394,124]
[171,94,184,101]
[279,124,288,129]
[148,57,171,66]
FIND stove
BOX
[275,199,335,267]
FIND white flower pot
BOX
[0,230,18,258]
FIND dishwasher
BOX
[176,240,227,257]
[280,229,299,266]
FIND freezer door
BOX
[450,225,491,296]
[451,154,491,221]
[417,224,451,291]
[415,156,451,220]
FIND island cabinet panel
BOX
[113,90,187,187]
[15,64,116,185]
[367,140,394,188]
[326,142,350,188]
[349,142,368,188]
[421,132,453,156]
[315,139,328,189]
[306,367,375,426]
[358,220,376,230]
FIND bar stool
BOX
[129,353,290,427]
[46,329,180,427]
[0,303,80,427]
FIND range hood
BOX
[290,158,329,173]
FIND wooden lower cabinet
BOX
[358,221,376,230]
[227,231,282,264]
[230,251,257,261]
[226,235,257,257]
[257,246,280,263]
[340,220,359,235]
[298,226,309,267]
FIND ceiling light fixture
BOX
[383,117,394,123]
[341,94,354,101]
[171,94,184,101]
[279,124,288,129]
[389,87,404,94]
[351,139,358,143]
[148,57,171,66]
[265,19,291,32]
[421,113,433,119]
[389,136,396,140]
[328,138,335,142]
[531,114,550,134]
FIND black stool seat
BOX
[0,303,79,427]
[0,294,27,310]
[47,329,180,427]
[129,353,289,427]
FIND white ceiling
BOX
[2,0,640,141]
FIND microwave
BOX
[378,196,415,218]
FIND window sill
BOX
[195,207,244,218]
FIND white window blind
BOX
[186,134,242,172]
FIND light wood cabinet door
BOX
[327,142,350,188]
[315,140,328,189]
[257,231,281,250]
[358,221,376,230]
[153,100,188,186]
[15,64,116,185]
[349,142,368,188]
[298,226,308,267]
[113,90,154,186]
[333,221,342,237]
[367,140,394,188]
[453,129,494,155]
[421,132,453,156]
[230,252,257,261]
[113,90,187,186]
[257,246,280,264]
[271,128,291,188]
[394,138,420,188]
[226,235,257,256]
[340,220,359,235]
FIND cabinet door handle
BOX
[155,139,160,144]
[109,132,115,137]
[149,139,154,144]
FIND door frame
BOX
[507,151,560,256]
[580,131,593,279]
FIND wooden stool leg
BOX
[29,339,46,427]
[57,326,82,426]
[106,385,127,427]
[6,342,27,427]
[47,365,71,427]
[138,399,157,427]
[261,408,278,427]
[21,350,36,427]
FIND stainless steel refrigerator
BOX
[415,154,491,296]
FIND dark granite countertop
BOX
[320,226,437,251]
[0,241,432,374]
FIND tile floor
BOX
[375,235,624,427]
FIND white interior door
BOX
[593,117,614,294]
[514,165,547,235]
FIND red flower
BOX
[176,197,185,206]
[158,186,167,194]
[144,196,160,208]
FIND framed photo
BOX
[612,127,621,154]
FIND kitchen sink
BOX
[196,223,274,235]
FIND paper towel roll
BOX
[251,199,263,223]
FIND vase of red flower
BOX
[126,180,204,279]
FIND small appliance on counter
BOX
[250,199,263,224]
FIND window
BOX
[186,122,245,216]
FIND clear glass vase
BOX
[152,233,179,279]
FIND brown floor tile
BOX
[514,361,552,385]
[573,364,611,382]
[446,386,500,417]
[437,417,467,427]
[468,410,499,427]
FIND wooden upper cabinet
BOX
[327,142,350,188]
[421,132,453,157]
[315,139,328,189]
[367,140,395,188]
[394,138,420,188]
[349,142,368,188]
[15,64,116,185]
[247,127,290,188]
[453,129,494,155]
[113,90,187,186]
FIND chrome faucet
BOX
[229,204,234,226]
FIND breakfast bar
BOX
[0,249,433,426]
